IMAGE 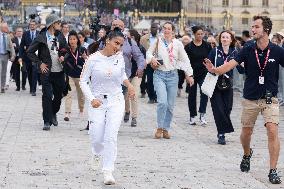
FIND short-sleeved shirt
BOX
[184,40,212,79]
[234,41,284,100]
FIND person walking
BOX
[140,23,159,103]
[206,30,244,145]
[125,29,146,127]
[147,22,194,139]
[184,26,212,126]
[63,30,88,121]
[80,28,135,185]
[204,16,283,184]
[0,22,15,93]
[177,34,192,97]
[27,14,67,130]
[109,19,145,126]
[12,27,27,91]
[19,19,39,96]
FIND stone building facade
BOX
[182,0,284,34]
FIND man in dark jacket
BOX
[27,14,67,131]
[19,19,39,95]
[12,27,27,91]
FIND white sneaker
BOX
[189,116,197,125]
[200,113,207,126]
[103,170,115,185]
[91,154,100,170]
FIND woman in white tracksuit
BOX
[80,28,135,185]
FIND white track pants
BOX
[88,93,124,171]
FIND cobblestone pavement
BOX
[0,84,284,189]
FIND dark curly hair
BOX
[191,26,203,34]
[68,30,81,47]
[253,15,273,35]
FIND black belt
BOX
[0,53,8,55]
[260,95,276,99]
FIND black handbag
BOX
[216,75,232,90]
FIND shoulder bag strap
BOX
[214,48,218,67]
[154,37,159,57]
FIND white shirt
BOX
[146,37,193,76]
[149,34,157,47]
[0,31,7,54]
[80,51,127,102]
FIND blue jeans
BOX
[153,70,178,131]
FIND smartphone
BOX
[157,59,164,65]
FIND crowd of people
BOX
[0,13,283,185]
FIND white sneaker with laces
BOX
[91,154,100,170]
[200,113,207,126]
[189,116,197,125]
[103,170,115,185]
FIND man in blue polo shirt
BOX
[204,16,283,184]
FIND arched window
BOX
[261,10,270,15]
[241,10,250,25]
[242,0,249,6]
[262,0,269,7]
[222,0,229,6]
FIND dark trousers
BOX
[145,64,156,100]
[187,77,208,117]
[178,69,185,89]
[13,59,27,89]
[26,62,39,93]
[41,72,65,123]
[140,69,147,95]
[210,88,234,134]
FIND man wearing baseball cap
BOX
[27,14,68,130]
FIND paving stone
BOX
[0,85,283,188]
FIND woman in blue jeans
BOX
[146,22,194,139]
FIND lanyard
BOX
[70,48,79,65]
[162,38,174,64]
[255,48,270,76]
[218,49,229,63]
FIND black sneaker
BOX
[147,99,155,104]
[240,148,253,172]
[51,114,58,126]
[268,169,282,184]
[131,118,137,127]
[43,122,50,131]
[124,112,130,122]
[217,134,226,145]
